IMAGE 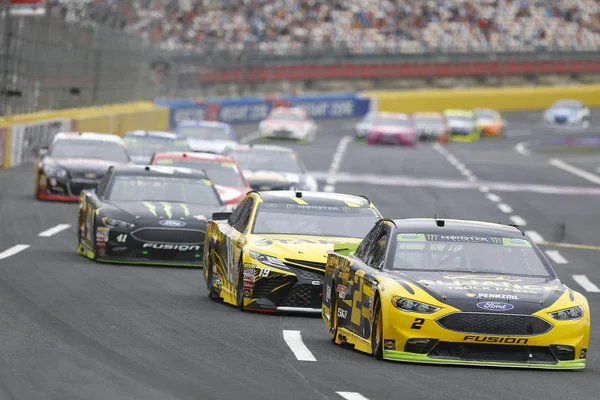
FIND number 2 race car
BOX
[203,191,382,312]
[323,218,590,369]
[77,165,227,267]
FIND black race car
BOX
[36,132,131,201]
[77,165,227,267]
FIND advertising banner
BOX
[10,119,71,166]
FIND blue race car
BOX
[543,100,591,128]
[123,131,190,164]
[175,120,237,154]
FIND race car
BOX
[77,165,227,267]
[203,191,383,312]
[543,100,591,128]
[149,151,251,207]
[223,144,318,191]
[443,110,481,142]
[176,120,237,153]
[412,112,449,144]
[354,111,377,141]
[258,107,317,142]
[474,108,505,138]
[123,130,189,164]
[323,218,590,369]
[366,113,416,146]
[35,132,130,201]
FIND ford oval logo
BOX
[476,301,514,311]
[159,220,186,228]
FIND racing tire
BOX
[328,281,339,344]
[371,296,383,360]
[235,259,246,311]
[205,248,220,300]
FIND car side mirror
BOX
[212,212,233,221]
[38,147,48,157]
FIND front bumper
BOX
[450,129,480,142]
[37,175,99,201]
[260,128,308,141]
[480,125,504,137]
[367,133,416,146]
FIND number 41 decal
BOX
[116,234,127,243]
[410,318,425,330]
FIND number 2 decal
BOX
[410,318,425,330]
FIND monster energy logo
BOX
[160,202,173,219]
[141,202,191,218]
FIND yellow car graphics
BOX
[323,218,590,369]
[203,190,382,313]
[443,109,482,142]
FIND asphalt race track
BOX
[1,109,600,400]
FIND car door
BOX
[80,170,111,249]
[219,197,254,290]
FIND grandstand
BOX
[50,0,600,54]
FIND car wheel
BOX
[206,250,220,300]
[329,282,339,343]
[236,259,246,311]
[371,296,383,360]
[90,217,98,260]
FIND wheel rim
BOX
[374,304,382,354]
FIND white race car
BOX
[544,100,591,128]
[258,107,317,142]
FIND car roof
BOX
[391,218,524,239]
[413,112,443,118]
[53,132,124,144]
[226,143,294,153]
[111,165,208,179]
[551,99,582,107]
[123,130,179,140]
[177,120,231,128]
[256,191,371,207]
[152,151,234,163]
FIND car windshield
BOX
[474,110,498,120]
[106,175,222,205]
[153,158,245,187]
[269,112,305,121]
[124,137,188,157]
[447,115,474,124]
[178,125,230,141]
[393,234,552,277]
[373,117,411,127]
[552,101,580,110]
[253,203,381,238]
[414,117,444,127]
[49,140,129,162]
[229,149,304,174]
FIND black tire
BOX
[205,249,220,300]
[90,217,98,260]
[236,259,245,311]
[371,296,383,360]
[329,282,339,343]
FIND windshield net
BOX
[253,203,380,238]
[178,126,230,141]
[474,110,498,120]
[229,150,303,174]
[414,117,443,127]
[154,158,245,187]
[373,117,411,127]
[124,137,188,156]
[49,140,129,162]
[106,176,222,205]
[393,233,551,277]
[269,113,305,121]
[447,116,474,124]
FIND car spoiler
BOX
[332,243,359,256]
[212,212,232,221]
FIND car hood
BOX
[249,234,363,266]
[130,155,152,165]
[447,120,475,129]
[370,125,413,134]
[546,108,576,117]
[388,270,566,314]
[104,200,227,225]
[48,157,125,174]
[187,139,237,153]
[244,170,304,184]
[415,125,445,133]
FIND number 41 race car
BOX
[323,218,590,369]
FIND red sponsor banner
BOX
[198,59,600,83]
[0,127,7,169]
[8,0,46,16]
[10,0,44,4]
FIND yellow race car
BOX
[323,218,590,369]
[203,190,382,313]
[443,109,482,142]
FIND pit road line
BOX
[572,275,600,293]
[549,159,600,185]
[282,330,317,361]
[38,224,71,237]
[544,250,568,264]
[0,245,31,260]
[337,392,370,400]
[323,135,352,192]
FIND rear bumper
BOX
[367,134,416,146]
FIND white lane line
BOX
[509,215,527,226]
[467,176,477,182]
[240,131,259,144]
[549,159,600,185]
[572,275,600,293]
[486,193,501,202]
[479,186,490,193]
[515,141,532,156]
[282,330,316,361]
[525,230,545,243]
[0,245,31,260]
[460,169,472,177]
[323,135,352,193]
[545,250,568,264]
[337,392,370,400]
[497,203,513,213]
[38,224,71,237]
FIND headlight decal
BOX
[101,217,135,229]
[249,250,288,269]
[391,296,440,314]
[44,165,68,179]
[548,305,583,320]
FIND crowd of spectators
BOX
[48,0,600,55]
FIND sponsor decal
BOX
[477,293,519,300]
[243,267,256,276]
[384,339,396,350]
[142,243,200,251]
[463,335,528,344]
[325,284,331,302]
[337,308,348,319]
[243,287,253,298]
[84,173,97,179]
[194,214,206,221]
[254,238,342,246]
[244,274,254,283]
[336,284,348,299]
[219,103,271,123]
[112,246,128,252]
[159,219,186,227]
[465,293,477,298]
[97,242,106,255]
[580,348,587,359]
[476,301,514,311]
[96,227,109,242]
[10,119,71,166]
